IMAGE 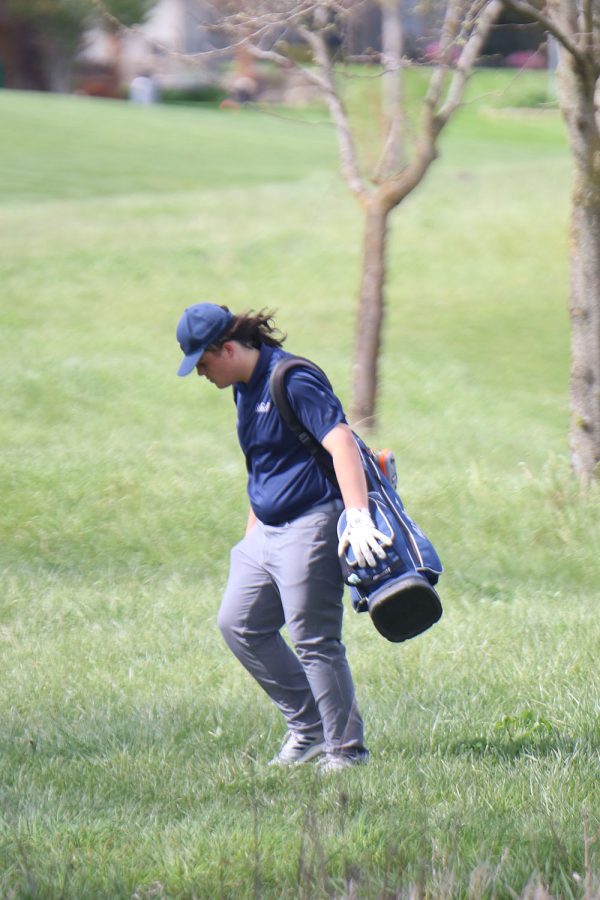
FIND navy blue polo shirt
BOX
[234,344,344,525]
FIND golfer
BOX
[176,303,390,771]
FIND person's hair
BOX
[213,307,286,349]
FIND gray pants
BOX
[218,501,366,754]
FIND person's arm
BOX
[322,423,391,567]
[246,507,257,535]
[321,422,369,509]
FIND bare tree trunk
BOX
[569,177,600,479]
[352,199,389,427]
[350,154,435,429]
[499,0,600,480]
[558,53,600,479]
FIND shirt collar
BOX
[235,343,275,394]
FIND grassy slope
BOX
[1,79,599,898]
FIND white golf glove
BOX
[338,508,392,569]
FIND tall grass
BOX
[1,81,599,898]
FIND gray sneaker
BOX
[268,732,325,766]
[316,749,370,773]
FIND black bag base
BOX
[367,572,443,643]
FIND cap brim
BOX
[177,348,204,377]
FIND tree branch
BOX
[374,0,406,180]
[423,0,466,114]
[498,0,590,72]
[244,43,329,92]
[297,24,369,203]
[376,144,438,212]
[436,0,503,127]
[375,0,501,214]
[581,0,593,49]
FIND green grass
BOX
[1,78,599,898]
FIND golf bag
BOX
[269,356,443,643]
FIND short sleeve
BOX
[285,368,346,443]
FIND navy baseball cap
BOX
[176,303,234,376]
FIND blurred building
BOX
[75,0,221,97]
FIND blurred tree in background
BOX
[0,0,150,90]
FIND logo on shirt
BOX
[256,401,271,414]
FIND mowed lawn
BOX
[1,76,599,898]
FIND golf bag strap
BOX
[269,356,340,489]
